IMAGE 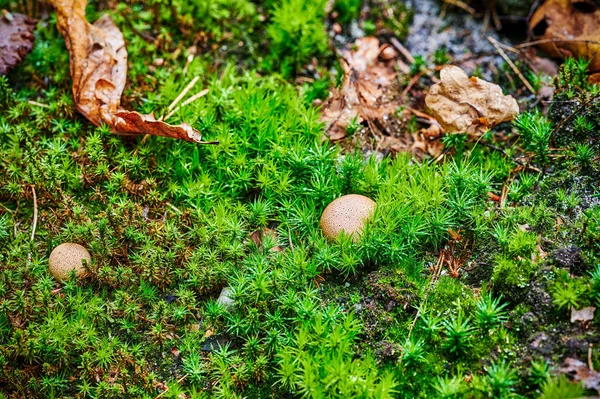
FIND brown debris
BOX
[50,0,209,143]
[0,11,36,76]
[559,357,600,390]
[425,66,519,134]
[321,37,401,141]
[530,0,600,72]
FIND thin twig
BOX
[164,89,209,121]
[30,185,37,242]
[166,76,199,114]
[166,202,183,215]
[389,37,415,64]
[288,226,294,251]
[443,0,475,15]
[516,38,600,49]
[488,36,536,95]
[28,100,49,108]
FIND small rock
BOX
[217,287,235,310]
[553,246,587,276]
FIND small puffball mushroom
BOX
[320,194,376,241]
[48,243,91,281]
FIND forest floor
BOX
[1,0,600,398]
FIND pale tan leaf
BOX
[570,306,596,323]
[425,66,519,134]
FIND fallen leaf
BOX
[425,66,519,134]
[321,37,401,140]
[530,0,600,72]
[571,306,596,323]
[559,357,600,390]
[50,0,209,143]
[0,11,36,75]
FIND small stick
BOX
[288,226,294,251]
[389,37,415,64]
[443,0,475,15]
[588,343,594,371]
[28,100,50,108]
[164,89,209,121]
[166,202,183,215]
[166,76,199,114]
[516,38,600,49]
[488,36,536,95]
[402,72,424,98]
[30,185,37,242]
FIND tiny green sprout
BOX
[442,312,474,356]
[410,55,427,76]
[538,375,586,399]
[401,337,426,366]
[575,143,594,166]
[485,360,518,397]
[433,375,465,398]
[475,293,508,331]
[345,115,361,137]
[514,110,552,163]
[529,358,551,387]
[363,20,376,36]
[333,0,362,23]
[591,265,600,305]
[433,47,451,66]
[552,283,581,310]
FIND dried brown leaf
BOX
[50,0,207,143]
[530,0,600,72]
[0,11,36,76]
[425,66,519,134]
[559,358,600,390]
[321,37,401,140]
[570,306,596,323]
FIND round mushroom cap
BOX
[48,243,91,281]
[320,194,376,241]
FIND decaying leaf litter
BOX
[2,0,600,397]
[0,10,36,76]
[50,0,215,143]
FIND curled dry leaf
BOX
[51,0,207,143]
[321,37,401,141]
[570,306,596,323]
[425,66,519,134]
[559,358,600,390]
[0,11,36,76]
[530,0,600,72]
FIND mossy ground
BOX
[0,1,599,398]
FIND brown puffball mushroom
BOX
[320,194,376,241]
[48,243,91,281]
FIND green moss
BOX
[1,1,600,397]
